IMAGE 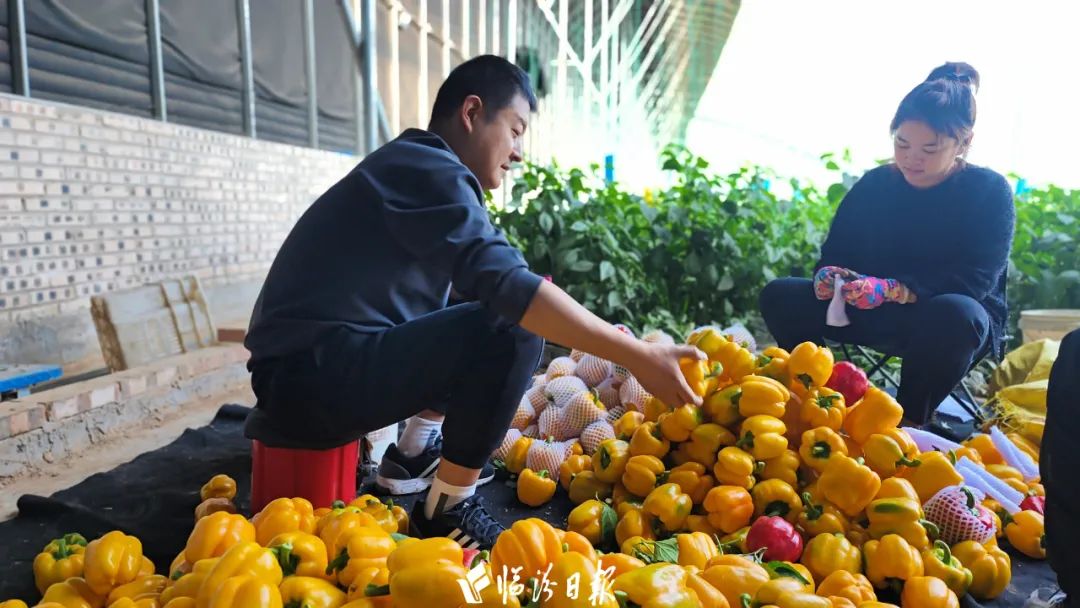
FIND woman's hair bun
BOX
[925,61,980,93]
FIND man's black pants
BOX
[1044,328,1079,604]
[759,278,991,423]
[245,302,544,469]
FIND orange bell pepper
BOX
[200,474,237,502]
[704,486,754,534]
[900,576,959,608]
[842,387,903,445]
[629,422,671,459]
[560,454,593,491]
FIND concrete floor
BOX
[0,386,255,522]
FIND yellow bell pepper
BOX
[685,514,720,536]
[599,552,647,578]
[800,533,861,583]
[797,493,849,537]
[865,497,937,550]
[737,415,789,460]
[713,446,760,489]
[862,535,924,590]
[629,422,671,459]
[328,525,396,590]
[787,342,834,390]
[642,396,672,423]
[644,483,693,531]
[194,497,236,523]
[517,468,557,507]
[504,435,533,474]
[875,478,920,502]
[673,423,736,468]
[0,600,28,608]
[619,507,656,552]
[752,479,803,523]
[700,555,769,607]
[734,375,791,419]
[611,483,636,510]
[613,410,645,440]
[567,499,617,547]
[921,540,973,597]
[667,461,714,504]
[200,474,237,502]
[160,559,217,605]
[815,571,876,605]
[677,532,721,569]
[896,451,963,503]
[717,527,751,554]
[861,432,920,479]
[842,387,902,445]
[820,456,881,517]
[694,329,756,382]
[760,449,801,488]
[34,533,88,594]
[106,574,167,604]
[319,509,381,557]
[568,470,613,505]
[659,404,704,443]
[684,565,731,608]
[83,530,145,596]
[251,497,317,546]
[362,538,467,608]
[951,541,1011,600]
[704,385,744,428]
[1004,510,1046,559]
[987,464,1030,494]
[799,387,845,431]
[542,551,620,608]
[799,427,847,474]
[612,563,701,608]
[752,577,810,606]
[900,576,959,608]
[387,501,408,535]
[622,455,667,497]
[184,512,256,565]
[196,542,283,608]
[592,439,632,484]
[1007,432,1040,462]
[39,577,105,608]
[206,575,282,608]
[278,577,346,608]
[490,518,564,580]
[680,357,714,398]
[755,346,791,384]
[265,532,331,580]
[560,454,593,491]
[347,495,400,534]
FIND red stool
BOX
[250,439,359,514]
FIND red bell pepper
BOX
[1021,495,1045,515]
[826,362,869,405]
[745,515,803,562]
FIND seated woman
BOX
[759,62,1015,425]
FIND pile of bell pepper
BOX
[552,332,1045,607]
[5,474,424,608]
[3,333,1048,608]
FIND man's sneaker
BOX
[409,495,506,549]
[374,436,496,495]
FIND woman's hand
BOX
[814,266,863,300]
[842,277,917,309]
[624,341,706,408]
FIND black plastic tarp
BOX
[24,0,152,115]
[314,0,357,153]
[160,0,243,134]
[252,0,308,147]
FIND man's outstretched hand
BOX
[625,341,706,408]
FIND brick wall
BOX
[0,94,358,371]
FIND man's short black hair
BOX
[429,55,538,127]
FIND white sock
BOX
[424,476,476,519]
[398,416,443,458]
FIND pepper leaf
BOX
[765,561,810,584]
[600,503,618,547]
